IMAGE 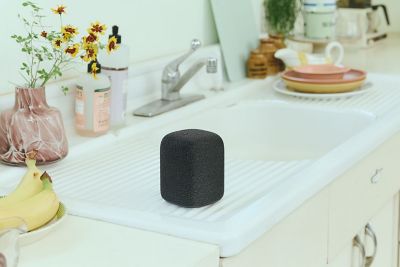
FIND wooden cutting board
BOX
[211,0,260,82]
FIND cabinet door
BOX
[220,188,329,267]
[328,195,399,267]
[328,133,400,260]
[328,233,366,267]
[363,195,398,267]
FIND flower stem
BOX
[29,20,35,87]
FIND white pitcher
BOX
[274,42,344,69]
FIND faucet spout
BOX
[133,38,218,117]
[161,38,217,101]
[167,58,217,99]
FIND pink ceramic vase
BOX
[0,87,68,165]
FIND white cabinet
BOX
[328,132,400,260]
[221,132,400,267]
[328,195,399,267]
[364,195,398,267]
[327,236,364,267]
[220,188,329,267]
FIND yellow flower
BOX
[51,5,66,15]
[106,36,119,54]
[62,25,79,41]
[80,44,98,62]
[88,22,107,36]
[91,62,99,79]
[52,38,63,49]
[64,43,80,57]
[82,33,99,48]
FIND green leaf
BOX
[61,86,69,96]
[264,0,300,35]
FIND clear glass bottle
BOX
[75,60,111,137]
[0,217,27,267]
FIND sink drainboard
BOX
[41,134,311,238]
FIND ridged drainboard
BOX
[46,136,311,223]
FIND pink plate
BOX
[293,64,351,80]
[282,69,367,84]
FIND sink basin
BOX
[151,101,375,160]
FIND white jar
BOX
[304,11,336,39]
[303,0,336,12]
[303,0,337,40]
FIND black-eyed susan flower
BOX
[64,43,80,57]
[40,31,48,38]
[81,45,98,62]
[106,36,119,54]
[88,22,107,35]
[62,25,78,41]
[51,5,66,15]
[52,38,63,49]
[91,61,99,78]
[82,33,99,48]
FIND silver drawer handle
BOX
[370,168,383,184]
[353,235,366,267]
[365,224,378,267]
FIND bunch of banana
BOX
[0,151,60,231]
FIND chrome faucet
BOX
[133,39,217,117]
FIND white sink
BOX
[151,101,376,160]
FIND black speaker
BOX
[160,129,224,208]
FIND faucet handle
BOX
[190,39,202,51]
[206,58,218,73]
[164,38,202,74]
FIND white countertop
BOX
[343,33,400,74]
[19,216,219,267]
[5,33,400,266]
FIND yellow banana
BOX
[0,172,60,231]
[0,151,43,208]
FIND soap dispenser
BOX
[98,25,130,127]
[75,60,111,137]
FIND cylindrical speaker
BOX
[160,129,224,208]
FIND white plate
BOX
[273,80,373,100]
[19,202,67,246]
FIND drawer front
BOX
[328,133,400,261]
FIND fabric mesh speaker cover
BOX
[160,129,224,208]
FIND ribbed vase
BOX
[0,87,68,165]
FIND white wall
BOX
[1,0,398,93]
[0,0,218,92]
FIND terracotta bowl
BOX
[293,64,351,80]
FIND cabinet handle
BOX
[353,235,366,267]
[370,168,383,184]
[365,224,378,267]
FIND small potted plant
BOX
[263,0,301,38]
[0,1,118,165]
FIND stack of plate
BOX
[281,64,367,94]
